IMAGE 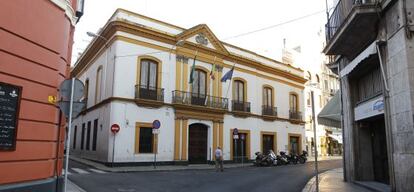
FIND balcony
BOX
[262,105,277,116]
[231,100,251,117]
[289,110,303,121]
[172,90,228,111]
[324,0,380,58]
[262,105,278,121]
[134,84,164,107]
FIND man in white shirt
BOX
[215,146,224,172]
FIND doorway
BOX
[289,135,301,155]
[262,134,274,153]
[188,123,208,164]
[357,117,389,184]
[233,133,247,162]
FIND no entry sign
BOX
[111,124,120,134]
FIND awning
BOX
[318,92,341,128]
[340,41,377,77]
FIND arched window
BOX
[191,69,207,105]
[316,74,320,83]
[289,93,298,112]
[234,80,245,102]
[263,87,273,107]
[140,59,158,90]
[95,66,103,104]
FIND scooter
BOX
[277,151,289,165]
[254,150,277,166]
[298,150,308,164]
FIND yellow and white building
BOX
[70,9,307,165]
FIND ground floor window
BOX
[138,127,153,153]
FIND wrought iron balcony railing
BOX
[232,100,251,113]
[172,90,228,110]
[326,0,377,43]
[135,84,164,102]
[262,105,277,116]
[289,110,302,121]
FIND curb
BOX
[301,169,336,192]
[69,157,254,173]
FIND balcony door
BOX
[263,87,273,114]
[191,69,207,106]
[140,59,158,100]
[233,80,245,111]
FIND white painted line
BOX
[88,168,107,174]
[71,168,90,174]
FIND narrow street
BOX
[68,160,342,192]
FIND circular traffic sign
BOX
[111,124,120,134]
[152,120,161,129]
[233,128,239,135]
[240,134,245,140]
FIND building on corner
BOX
[70,9,307,165]
[324,0,414,191]
[0,0,84,191]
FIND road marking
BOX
[71,168,90,174]
[88,168,107,174]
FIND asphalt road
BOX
[69,160,342,192]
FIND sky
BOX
[72,0,334,65]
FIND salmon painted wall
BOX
[0,0,76,185]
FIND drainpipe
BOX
[376,40,396,190]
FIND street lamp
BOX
[307,82,320,192]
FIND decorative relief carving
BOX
[195,33,208,46]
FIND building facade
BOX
[324,0,414,191]
[282,30,341,157]
[70,9,307,165]
[0,0,83,191]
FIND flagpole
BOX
[225,63,236,99]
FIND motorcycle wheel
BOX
[299,158,306,164]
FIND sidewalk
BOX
[70,156,252,172]
[67,179,86,192]
[302,168,371,192]
[307,155,343,162]
[70,155,342,173]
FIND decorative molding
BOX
[49,0,77,25]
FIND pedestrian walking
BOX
[215,146,224,172]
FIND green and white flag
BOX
[189,55,197,84]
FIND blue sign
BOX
[373,100,384,111]
[233,128,238,135]
[152,120,161,129]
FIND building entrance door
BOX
[262,134,274,153]
[289,136,300,155]
[370,118,389,184]
[233,133,247,162]
[188,123,208,164]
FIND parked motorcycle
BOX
[279,151,298,164]
[277,151,289,165]
[254,150,278,166]
[298,150,308,164]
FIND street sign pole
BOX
[241,138,244,167]
[234,139,237,163]
[112,134,116,167]
[153,134,157,169]
[63,78,75,192]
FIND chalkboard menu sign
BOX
[0,82,22,151]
